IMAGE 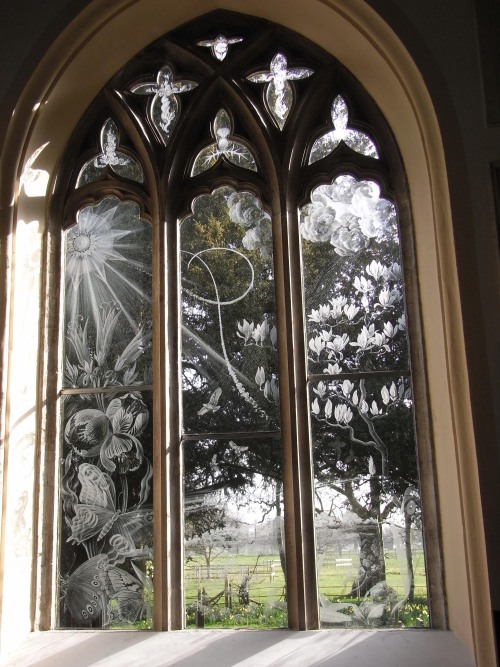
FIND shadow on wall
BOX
[1,629,475,667]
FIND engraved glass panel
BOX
[300,175,407,374]
[309,377,428,628]
[301,173,429,627]
[62,197,152,389]
[191,109,257,175]
[197,34,243,61]
[247,53,313,130]
[58,390,154,628]
[184,437,286,628]
[309,96,379,163]
[180,186,279,433]
[58,197,153,628]
[76,119,144,186]
[130,65,198,145]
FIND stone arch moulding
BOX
[0,1,494,666]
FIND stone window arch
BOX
[52,11,437,631]
[0,2,493,664]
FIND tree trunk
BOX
[351,522,385,597]
[275,482,286,576]
[405,513,415,602]
[205,548,212,579]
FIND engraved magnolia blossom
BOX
[308,376,413,497]
[247,53,313,129]
[311,378,411,428]
[334,403,353,424]
[237,319,277,346]
[131,65,197,144]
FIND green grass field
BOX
[183,550,429,629]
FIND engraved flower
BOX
[65,398,148,474]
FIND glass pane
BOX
[130,65,198,146]
[76,119,144,186]
[300,175,408,374]
[63,197,152,389]
[197,34,243,61]
[184,437,287,629]
[309,96,379,164]
[191,109,258,176]
[58,390,154,628]
[180,186,280,433]
[309,377,428,628]
[247,53,313,130]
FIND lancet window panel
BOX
[51,11,435,632]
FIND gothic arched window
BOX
[55,11,431,631]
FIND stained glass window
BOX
[55,11,432,632]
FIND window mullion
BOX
[156,213,184,629]
[276,199,319,630]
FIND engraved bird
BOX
[197,387,222,415]
[229,440,248,454]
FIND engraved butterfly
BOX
[61,553,152,627]
[197,387,222,415]
[67,463,153,550]
[104,560,153,626]
[60,554,109,627]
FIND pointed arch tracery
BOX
[53,10,430,632]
